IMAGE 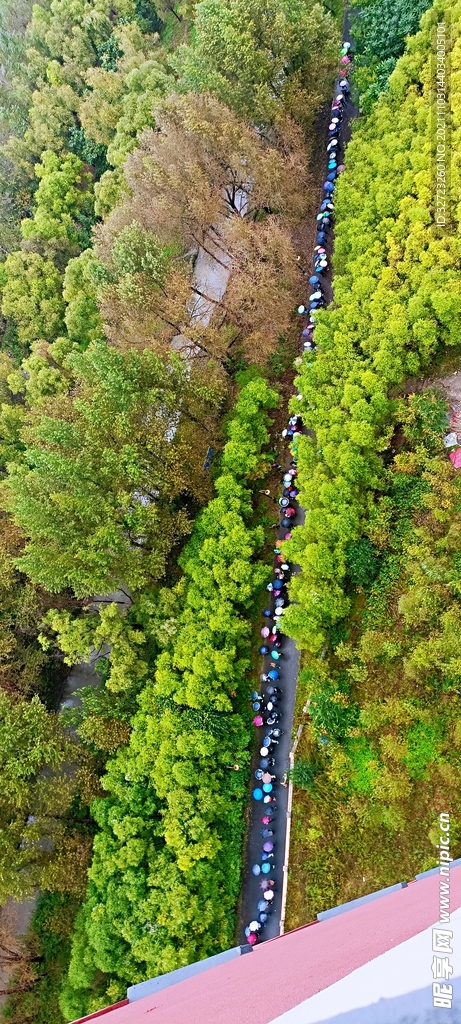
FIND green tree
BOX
[177,0,339,127]
[20,150,95,261]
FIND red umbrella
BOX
[253,715,264,726]
[247,932,258,945]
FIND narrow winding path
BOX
[237,9,359,944]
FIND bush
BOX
[289,757,318,790]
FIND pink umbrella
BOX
[341,55,350,64]
[450,448,461,469]
[262,772,273,784]
[337,164,345,173]
[261,627,270,638]
[253,715,264,726]
[247,932,258,945]
[261,815,271,825]
[263,841,274,852]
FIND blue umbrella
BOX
[254,769,264,780]
[259,645,269,655]
[262,862,272,874]
[252,701,261,711]
[251,691,261,700]
[273,579,283,590]
[263,783,273,793]
[263,736,272,747]
[252,864,261,876]
[258,899,268,912]
[259,912,268,923]
[260,758,269,769]
[263,609,272,617]
[253,788,263,800]
[271,651,280,661]
[268,670,279,680]
[309,275,320,286]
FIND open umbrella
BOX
[263,783,273,793]
[260,758,269,770]
[260,626,270,638]
[271,651,281,660]
[273,579,283,590]
[260,746,269,756]
[261,862,272,874]
[261,816,271,826]
[253,715,263,726]
[259,645,269,655]
[259,912,268,923]
[255,769,264,781]
[247,932,258,945]
[268,669,279,680]
[262,772,273,784]
[265,890,274,901]
[252,702,261,711]
[249,921,260,932]
[258,899,269,912]
[263,841,274,852]
[252,864,261,875]
[253,788,263,801]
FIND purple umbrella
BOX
[263,841,274,852]
[261,627,270,638]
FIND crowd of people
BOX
[243,41,352,949]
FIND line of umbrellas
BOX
[245,412,303,945]
[297,40,352,355]
[244,41,353,950]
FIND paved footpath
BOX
[237,9,359,945]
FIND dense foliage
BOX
[39,377,278,1019]
[283,0,461,652]
[284,0,461,925]
[350,0,433,111]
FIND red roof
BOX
[73,865,461,1024]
